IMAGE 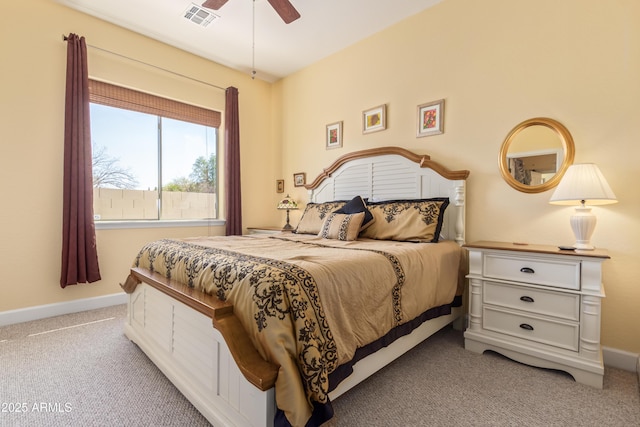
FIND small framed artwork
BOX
[293,172,306,187]
[326,121,343,150]
[417,99,444,137]
[362,104,386,134]
[276,179,285,193]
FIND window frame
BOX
[89,79,222,229]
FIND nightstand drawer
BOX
[484,254,580,290]
[484,281,580,321]
[483,306,579,351]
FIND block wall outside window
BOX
[93,188,216,220]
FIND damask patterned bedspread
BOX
[133,234,462,427]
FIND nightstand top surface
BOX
[464,241,610,259]
[247,226,287,231]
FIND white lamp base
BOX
[570,205,596,250]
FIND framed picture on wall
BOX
[362,104,386,134]
[326,121,343,149]
[293,172,306,187]
[417,99,444,137]
[276,179,285,193]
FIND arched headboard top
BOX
[305,147,470,245]
[305,146,469,190]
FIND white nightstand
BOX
[463,241,609,388]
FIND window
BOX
[89,80,220,222]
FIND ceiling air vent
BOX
[183,4,218,27]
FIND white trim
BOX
[0,293,127,327]
[602,346,640,372]
[95,219,225,230]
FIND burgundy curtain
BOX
[60,33,101,287]
[225,86,242,235]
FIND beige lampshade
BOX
[549,164,617,206]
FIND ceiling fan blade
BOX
[202,0,229,10]
[267,0,301,24]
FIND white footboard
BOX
[125,283,275,427]
[125,281,462,426]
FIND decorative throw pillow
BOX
[333,195,374,231]
[294,201,347,234]
[318,212,365,241]
[359,198,450,242]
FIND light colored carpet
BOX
[325,327,640,427]
[1,305,638,426]
[0,305,209,427]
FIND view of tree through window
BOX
[90,103,218,221]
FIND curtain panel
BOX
[224,87,242,236]
[61,33,101,287]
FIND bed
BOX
[121,146,470,427]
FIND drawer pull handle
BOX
[520,267,535,274]
[519,323,534,331]
[520,296,534,303]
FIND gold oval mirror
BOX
[499,117,575,193]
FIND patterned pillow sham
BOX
[318,212,365,241]
[359,198,450,242]
[294,201,347,234]
[333,195,374,231]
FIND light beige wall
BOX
[0,0,281,311]
[274,0,640,353]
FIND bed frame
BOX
[121,146,469,427]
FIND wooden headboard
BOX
[305,147,470,245]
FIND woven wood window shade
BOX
[88,79,221,128]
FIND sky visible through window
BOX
[90,104,216,191]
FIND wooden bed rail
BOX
[121,267,279,391]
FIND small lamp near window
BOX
[549,163,617,250]
[277,195,298,231]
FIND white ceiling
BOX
[56,0,443,82]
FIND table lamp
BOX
[549,163,617,250]
[277,195,298,231]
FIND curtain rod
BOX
[62,35,227,92]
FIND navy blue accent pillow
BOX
[334,196,374,231]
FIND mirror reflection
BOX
[506,125,563,186]
[499,118,575,193]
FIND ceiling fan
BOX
[202,0,300,24]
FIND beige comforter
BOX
[133,234,461,427]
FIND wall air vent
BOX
[183,4,219,27]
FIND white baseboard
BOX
[602,346,640,372]
[0,293,127,327]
